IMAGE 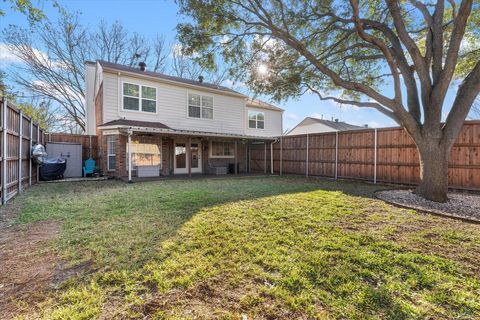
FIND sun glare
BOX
[257,64,268,75]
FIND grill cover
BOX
[39,157,67,181]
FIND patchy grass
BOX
[7,176,480,319]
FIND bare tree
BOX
[2,10,169,132]
[170,44,230,85]
[177,0,480,202]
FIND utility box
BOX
[46,142,83,177]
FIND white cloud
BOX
[0,43,63,70]
[0,43,23,66]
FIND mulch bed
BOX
[375,189,480,223]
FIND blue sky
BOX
[0,0,470,131]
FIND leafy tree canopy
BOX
[0,0,49,21]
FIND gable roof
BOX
[288,117,363,134]
[95,60,245,97]
[246,98,284,112]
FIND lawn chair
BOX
[83,158,95,177]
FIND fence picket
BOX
[251,121,480,190]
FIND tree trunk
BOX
[414,142,450,202]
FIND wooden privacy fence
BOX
[251,120,480,190]
[1,97,45,205]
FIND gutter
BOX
[99,125,277,141]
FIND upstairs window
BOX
[188,93,213,119]
[123,83,156,113]
[248,111,265,129]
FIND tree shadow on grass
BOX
[6,176,478,319]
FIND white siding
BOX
[101,72,247,135]
[91,70,284,137]
[245,107,283,137]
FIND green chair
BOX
[83,158,95,177]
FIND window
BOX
[210,141,234,158]
[107,135,116,171]
[188,93,213,119]
[123,82,156,113]
[248,111,265,129]
[126,139,162,170]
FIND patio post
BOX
[128,128,132,183]
[374,128,377,184]
[234,140,238,175]
[264,142,267,174]
[306,134,309,178]
[187,137,191,177]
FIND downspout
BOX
[271,138,279,174]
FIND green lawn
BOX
[9,177,480,319]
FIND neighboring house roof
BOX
[287,117,363,135]
[246,98,284,112]
[95,60,246,97]
[98,119,276,140]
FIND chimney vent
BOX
[335,118,339,122]
[138,62,147,71]
[364,124,369,128]
[198,75,204,83]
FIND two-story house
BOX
[85,61,283,180]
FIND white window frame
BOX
[122,81,157,114]
[106,135,116,172]
[187,93,214,120]
[248,110,265,129]
[209,140,235,158]
[125,140,162,171]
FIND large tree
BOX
[177,0,480,202]
[2,10,168,132]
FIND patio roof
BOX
[99,119,277,141]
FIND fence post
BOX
[374,128,377,184]
[264,142,267,174]
[2,97,7,205]
[18,112,23,193]
[37,125,40,183]
[280,135,283,176]
[247,142,251,173]
[29,120,32,186]
[306,134,309,177]
[335,131,339,180]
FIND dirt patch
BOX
[137,276,312,319]
[0,220,61,318]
